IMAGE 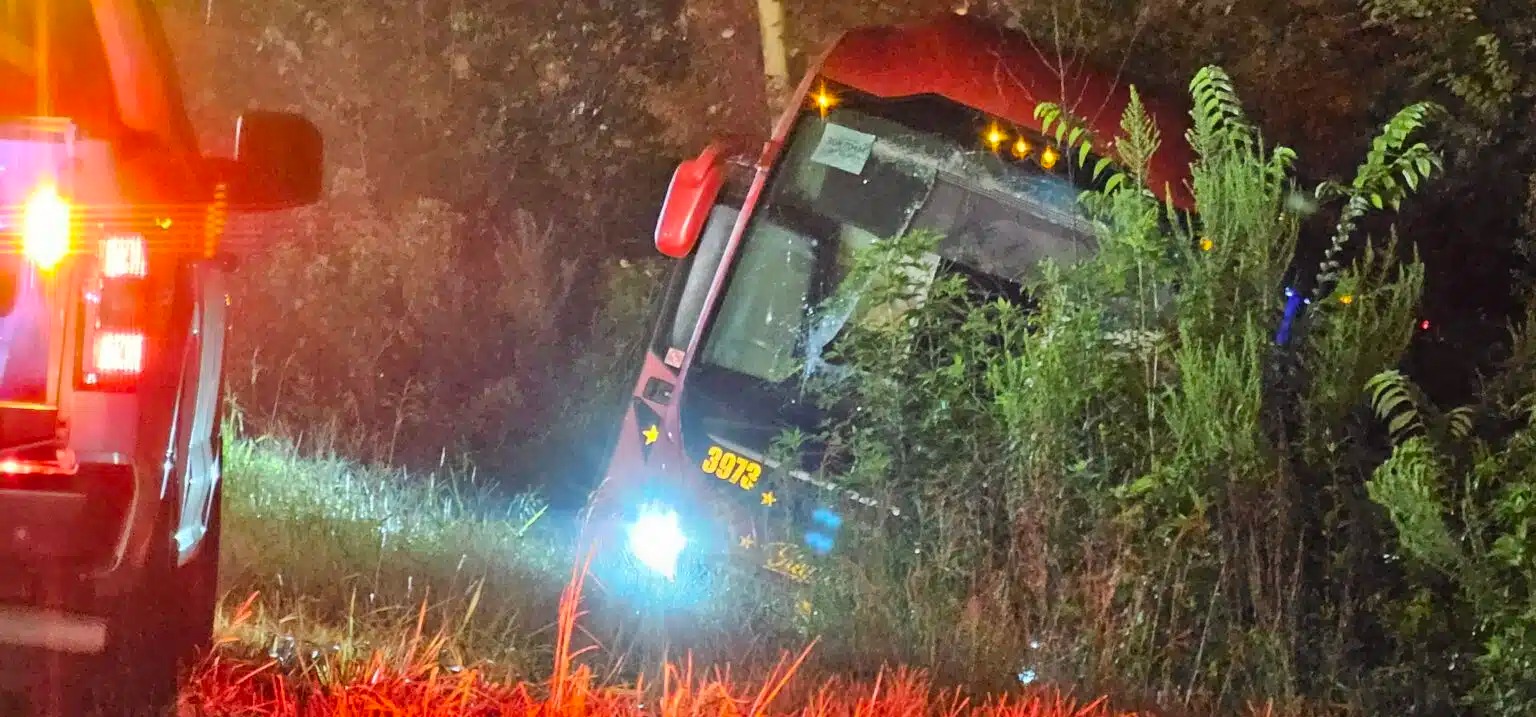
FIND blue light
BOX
[1275,287,1306,346]
[804,531,835,555]
[626,504,687,580]
[811,507,843,530]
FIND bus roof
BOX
[816,14,1196,211]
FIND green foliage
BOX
[217,424,836,686]
[1188,65,1262,157]
[1115,88,1163,186]
[1358,0,1536,298]
[1354,103,1445,206]
[1362,0,1524,127]
[1366,369,1475,445]
[1365,347,1536,713]
[217,425,566,678]
[1303,240,1424,446]
[1367,436,1460,570]
[798,65,1448,711]
[1310,103,1443,307]
[1033,84,1164,200]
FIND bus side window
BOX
[652,157,756,359]
[667,204,741,352]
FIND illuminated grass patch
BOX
[216,432,814,683]
[190,544,1160,717]
[218,432,568,678]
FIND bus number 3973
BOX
[701,446,762,491]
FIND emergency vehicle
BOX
[595,14,1194,592]
[0,1,321,713]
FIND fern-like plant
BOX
[1367,368,1475,444]
[1309,102,1445,305]
[1364,351,1536,715]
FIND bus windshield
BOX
[0,0,123,136]
[685,86,1101,388]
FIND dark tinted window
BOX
[0,0,122,135]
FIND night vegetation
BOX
[151,0,1536,714]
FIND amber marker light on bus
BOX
[1039,146,1060,170]
[810,84,838,116]
[984,123,1008,151]
[22,184,71,270]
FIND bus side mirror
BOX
[220,111,325,212]
[654,143,728,258]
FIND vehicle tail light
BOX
[77,233,149,391]
[91,331,145,376]
[100,235,147,278]
[22,185,71,271]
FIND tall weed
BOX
[794,67,1442,712]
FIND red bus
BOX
[594,13,1194,590]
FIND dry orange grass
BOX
[182,646,1146,717]
[181,551,1286,717]
[184,652,1153,717]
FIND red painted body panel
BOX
[817,14,1196,211]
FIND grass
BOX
[212,427,838,678]
[192,433,1142,716]
[215,431,569,679]
[198,432,1318,717]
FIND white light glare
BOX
[626,505,687,580]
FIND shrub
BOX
[1363,311,1536,715]
[789,67,1446,712]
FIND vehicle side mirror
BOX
[654,143,730,258]
[219,111,324,211]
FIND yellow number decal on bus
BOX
[700,446,763,493]
[715,452,738,482]
[701,446,723,473]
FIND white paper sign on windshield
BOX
[809,123,877,175]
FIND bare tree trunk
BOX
[756,0,791,118]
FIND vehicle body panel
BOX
[0,8,318,710]
[818,15,1195,211]
[173,260,226,563]
[0,0,222,616]
[93,0,201,151]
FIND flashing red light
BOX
[0,458,74,476]
[22,184,71,270]
[93,331,145,376]
[101,235,148,278]
[0,449,80,484]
